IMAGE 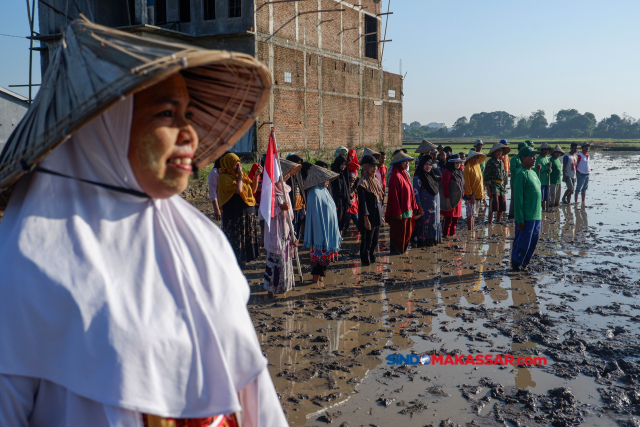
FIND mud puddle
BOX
[244,152,640,426]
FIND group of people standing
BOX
[207,138,593,293]
[408,138,592,272]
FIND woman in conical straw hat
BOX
[413,154,442,247]
[0,19,286,426]
[549,145,565,208]
[483,142,510,224]
[303,165,343,284]
[260,159,301,297]
[463,150,486,232]
[385,151,421,255]
[535,142,553,211]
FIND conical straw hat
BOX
[539,142,552,151]
[390,150,414,165]
[488,142,510,156]
[415,139,437,154]
[552,145,565,155]
[279,158,301,180]
[303,164,339,190]
[465,149,487,165]
[0,17,272,191]
[362,147,380,158]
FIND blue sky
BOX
[1,1,639,126]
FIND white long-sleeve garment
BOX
[0,97,287,426]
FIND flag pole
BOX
[272,130,305,283]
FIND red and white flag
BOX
[260,128,281,231]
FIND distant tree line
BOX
[404,109,640,140]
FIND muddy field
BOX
[242,151,640,427]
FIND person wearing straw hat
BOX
[218,152,261,267]
[549,145,565,208]
[413,154,442,247]
[483,142,510,224]
[562,142,579,204]
[303,165,343,283]
[358,155,385,265]
[286,153,307,239]
[261,159,300,298]
[386,151,421,254]
[441,154,465,237]
[535,142,553,211]
[574,142,591,204]
[508,142,528,219]
[499,139,511,183]
[416,139,437,155]
[463,150,487,232]
[0,18,286,426]
[512,146,542,272]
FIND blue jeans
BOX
[344,213,359,231]
[512,220,541,268]
[540,185,550,203]
[575,172,589,194]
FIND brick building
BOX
[36,0,402,156]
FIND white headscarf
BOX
[0,98,287,425]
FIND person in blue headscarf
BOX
[303,165,343,284]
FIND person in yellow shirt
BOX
[463,150,487,231]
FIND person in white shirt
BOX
[562,142,579,204]
[574,142,591,204]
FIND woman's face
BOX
[453,162,461,170]
[340,163,346,171]
[129,74,198,198]
[493,149,503,158]
[399,160,409,170]
[365,164,376,177]
[423,161,432,173]
[347,155,354,163]
[438,152,446,161]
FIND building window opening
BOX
[229,0,242,18]
[180,0,191,22]
[364,15,378,59]
[204,0,216,20]
[155,0,167,24]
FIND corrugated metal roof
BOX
[0,87,30,103]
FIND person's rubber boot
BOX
[511,262,521,272]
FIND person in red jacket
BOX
[385,151,421,255]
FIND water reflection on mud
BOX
[245,152,640,426]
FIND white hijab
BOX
[0,98,286,425]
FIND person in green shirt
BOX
[548,145,564,208]
[508,142,528,219]
[535,142,552,211]
[512,146,542,272]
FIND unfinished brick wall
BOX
[254,0,401,157]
